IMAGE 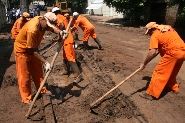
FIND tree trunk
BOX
[20,0,29,14]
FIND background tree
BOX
[103,0,185,27]
[103,0,151,20]
[20,0,29,13]
[168,0,185,27]
[8,0,20,8]
[66,0,86,13]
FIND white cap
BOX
[52,7,60,13]
[44,12,57,28]
[73,12,79,16]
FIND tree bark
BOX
[20,0,29,14]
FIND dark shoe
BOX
[25,102,37,108]
[172,90,179,94]
[60,59,70,75]
[98,45,104,50]
[43,91,52,96]
[69,61,81,75]
[26,102,32,106]
[73,74,83,83]
[59,71,70,75]
[139,92,154,100]
[94,38,103,50]
[83,41,89,51]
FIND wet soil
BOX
[0,13,185,123]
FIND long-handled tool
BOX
[25,18,73,118]
[90,68,141,108]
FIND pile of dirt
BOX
[35,29,148,122]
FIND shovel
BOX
[25,17,73,118]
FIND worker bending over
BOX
[71,12,103,50]
[52,7,83,83]
[11,12,30,40]
[139,22,185,100]
[14,12,67,104]
[63,13,79,40]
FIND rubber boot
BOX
[94,38,103,50]
[83,41,89,51]
[74,34,79,40]
[69,61,83,83]
[59,59,70,75]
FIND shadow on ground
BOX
[0,23,14,87]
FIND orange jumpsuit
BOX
[73,15,97,41]
[56,14,76,62]
[14,16,53,103]
[146,28,185,98]
[11,17,28,39]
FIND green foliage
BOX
[8,0,20,8]
[103,0,150,19]
[103,0,185,27]
[66,0,86,8]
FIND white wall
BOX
[86,0,123,18]
[102,4,123,18]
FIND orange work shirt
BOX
[149,28,185,56]
[73,15,94,31]
[14,16,54,53]
[56,14,74,44]
[11,17,28,39]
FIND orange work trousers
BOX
[146,49,185,98]
[15,53,47,103]
[83,28,97,41]
[62,43,76,62]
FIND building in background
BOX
[86,0,123,18]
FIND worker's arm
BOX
[48,26,67,36]
[30,48,47,63]
[71,20,79,31]
[30,48,51,72]
[140,48,159,70]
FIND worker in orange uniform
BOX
[63,13,78,48]
[64,13,79,40]
[11,12,31,40]
[52,7,83,83]
[14,12,67,105]
[71,12,103,50]
[139,22,185,100]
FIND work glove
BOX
[139,63,145,71]
[45,62,51,72]
[71,27,75,32]
[59,30,68,36]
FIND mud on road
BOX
[0,15,185,123]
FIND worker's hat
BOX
[73,12,79,16]
[52,7,60,13]
[44,12,57,28]
[145,22,158,34]
[22,12,31,21]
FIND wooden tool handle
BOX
[90,68,141,108]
